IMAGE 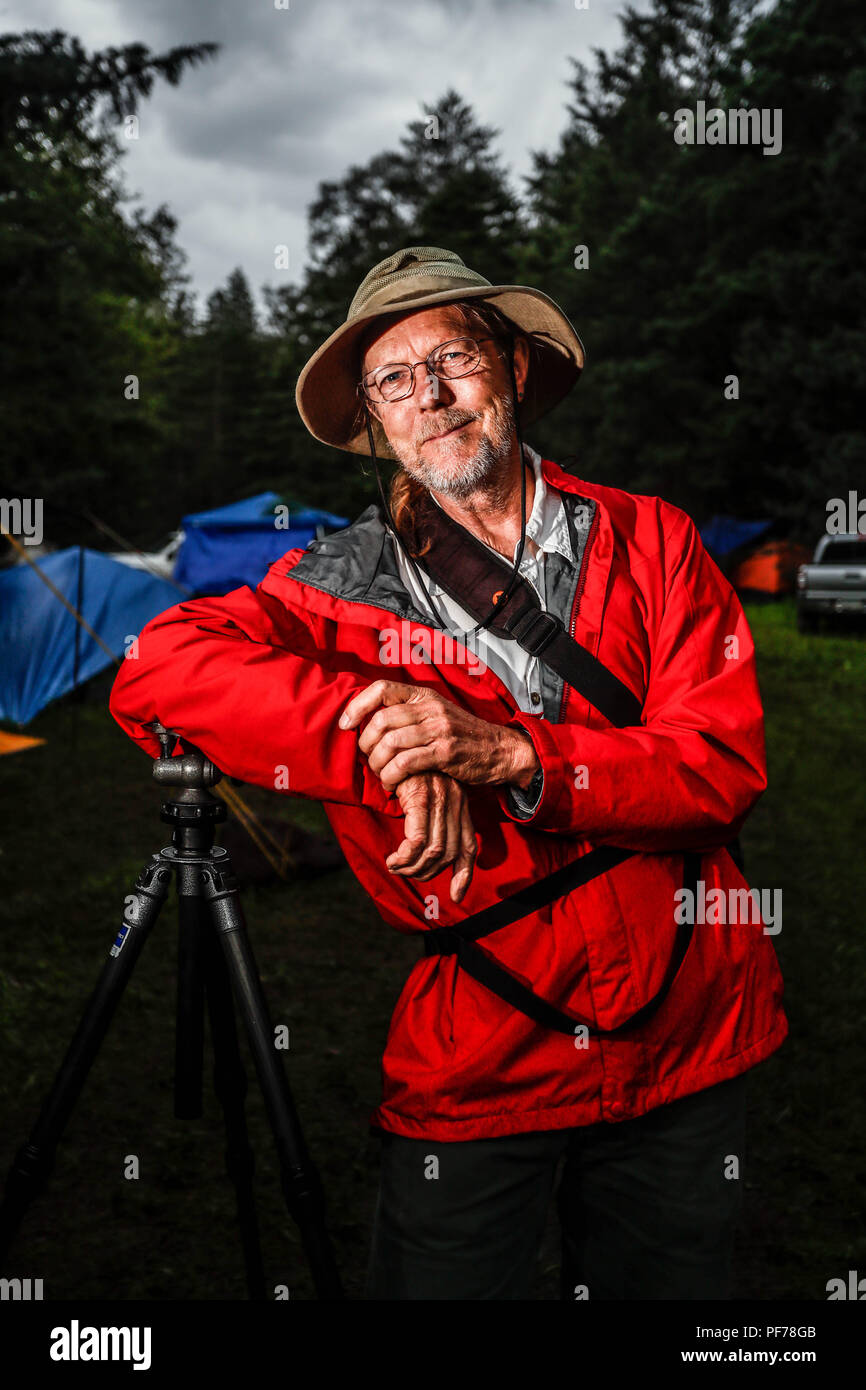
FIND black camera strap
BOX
[411,491,644,727]
[408,492,700,1037]
[423,846,701,1037]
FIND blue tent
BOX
[699,516,773,559]
[174,491,348,595]
[0,548,183,725]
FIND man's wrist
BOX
[506,727,541,789]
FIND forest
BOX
[2,0,860,551]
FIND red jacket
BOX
[109,457,787,1141]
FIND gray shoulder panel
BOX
[283,503,434,625]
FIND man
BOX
[109,245,787,1301]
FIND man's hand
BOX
[388,771,477,904]
[339,680,540,792]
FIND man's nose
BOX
[415,364,447,406]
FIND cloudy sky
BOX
[2,0,648,319]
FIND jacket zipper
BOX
[558,504,599,724]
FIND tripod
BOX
[0,722,344,1300]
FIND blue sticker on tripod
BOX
[110,923,130,958]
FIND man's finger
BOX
[364,721,432,776]
[386,831,428,875]
[339,680,419,729]
[378,745,440,790]
[443,780,460,873]
[449,797,478,904]
[413,776,450,881]
[357,702,431,758]
[403,775,449,880]
[386,784,429,873]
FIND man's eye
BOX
[380,370,405,385]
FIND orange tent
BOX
[730,540,811,596]
[0,730,45,756]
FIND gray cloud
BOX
[0,0,644,316]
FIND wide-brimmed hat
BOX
[295,245,585,460]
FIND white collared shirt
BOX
[392,443,573,715]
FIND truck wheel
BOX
[797,608,818,634]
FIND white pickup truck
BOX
[796,533,866,631]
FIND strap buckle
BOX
[507,608,563,657]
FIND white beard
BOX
[392,392,517,503]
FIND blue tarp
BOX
[699,516,773,558]
[174,491,348,595]
[0,548,182,725]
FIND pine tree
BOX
[0,30,218,545]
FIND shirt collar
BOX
[426,443,573,567]
[414,444,574,606]
[518,443,574,566]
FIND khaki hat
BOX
[295,245,585,460]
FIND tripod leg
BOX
[200,908,267,1300]
[0,854,173,1262]
[174,862,207,1119]
[201,856,345,1300]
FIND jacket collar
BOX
[266,455,615,661]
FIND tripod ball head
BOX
[154,751,222,789]
[149,720,223,789]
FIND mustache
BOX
[416,409,481,446]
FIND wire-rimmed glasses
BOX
[358,335,499,405]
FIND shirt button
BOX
[609,1101,624,1118]
[531,691,541,706]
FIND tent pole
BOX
[72,544,84,699]
[0,533,116,661]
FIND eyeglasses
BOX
[358,335,500,404]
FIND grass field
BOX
[0,598,863,1300]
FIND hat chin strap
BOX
[364,353,529,638]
